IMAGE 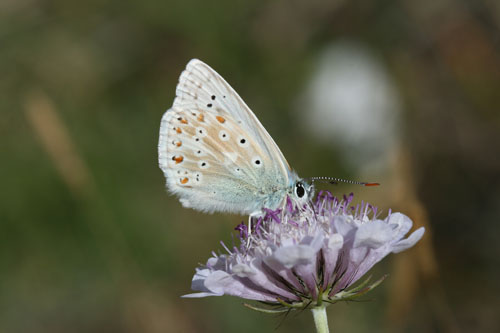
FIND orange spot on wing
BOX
[197,114,204,122]
[216,116,226,123]
[176,127,182,134]
[180,177,189,184]
[173,156,184,164]
[176,141,182,147]
[180,118,188,124]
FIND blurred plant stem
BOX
[24,90,95,199]
[24,89,135,277]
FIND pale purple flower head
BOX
[184,192,425,310]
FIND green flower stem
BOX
[311,306,330,333]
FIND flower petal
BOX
[182,292,221,298]
[204,270,278,301]
[232,263,256,277]
[300,233,325,251]
[187,268,224,296]
[328,233,344,250]
[272,244,317,268]
[386,213,413,241]
[322,234,344,288]
[391,227,425,253]
[332,215,355,236]
[354,220,393,249]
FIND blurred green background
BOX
[1,0,500,332]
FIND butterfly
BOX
[158,59,376,216]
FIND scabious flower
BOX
[184,192,425,332]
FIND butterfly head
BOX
[290,179,315,206]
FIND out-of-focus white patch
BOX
[297,40,401,172]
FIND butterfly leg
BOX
[246,211,264,247]
[246,214,255,247]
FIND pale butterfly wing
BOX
[174,59,291,177]
[158,59,294,215]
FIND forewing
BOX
[174,59,291,179]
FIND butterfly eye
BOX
[295,182,305,198]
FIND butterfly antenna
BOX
[309,176,379,187]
